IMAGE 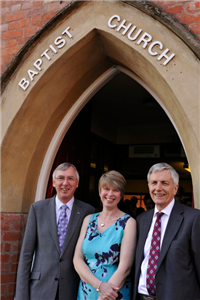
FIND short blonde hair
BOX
[98,170,126,199]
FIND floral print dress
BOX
[77,213,131,300]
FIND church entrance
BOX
[1,1,199,213]
[45,71,193,210]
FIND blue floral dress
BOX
[77,213,131,300]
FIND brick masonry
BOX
[0,0,200,299]
[1,213,28,300]
[1,0,200,74]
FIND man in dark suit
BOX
[14,162,95,300]
[132,162,200,300]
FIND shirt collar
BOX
[55,195,74,211]
[154,198,175,216]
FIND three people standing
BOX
[14,162,200,300]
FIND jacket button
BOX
[55,278,58,281]
[59,258,63,262]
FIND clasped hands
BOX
[97,281,119,300]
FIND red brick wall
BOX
[1,0,200,75]
[1,213,28,300]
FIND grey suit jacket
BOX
[132,201,200,300]
[14,197,95,300]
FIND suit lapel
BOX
[136,210,154,278]
[157,201,184,272]
[60,198,82,256]
[45,197,60,254]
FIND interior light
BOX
[104,165,108,172]
[183,163,191,173]
[90,163,96,169]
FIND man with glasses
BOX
[14,162,95,300]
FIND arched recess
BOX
[1,0,199,212]
[35,65,189,202]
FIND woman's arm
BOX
[73,215,119,300]
[108,217,137,289]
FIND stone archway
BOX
[1,0,199,212]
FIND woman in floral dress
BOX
[73,170,137,300]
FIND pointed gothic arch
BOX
[1,1,199,211]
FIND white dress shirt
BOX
[55,196,74,223]
[138,199,175,295]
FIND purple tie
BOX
[146,212,164,295]
[57,204,68,251]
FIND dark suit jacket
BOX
[14,197,95,300]
[132,201,200,300]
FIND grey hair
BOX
[52,162,79,181]
[98,170,126,199]
[147,162,179,186]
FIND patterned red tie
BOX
[146,212,164,295]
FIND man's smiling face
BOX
[148,170,178,211]
[53,167,79,203]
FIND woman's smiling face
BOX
[100,184,121,209]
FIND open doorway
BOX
[46,72,192,210]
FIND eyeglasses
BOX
[55,176,77,183]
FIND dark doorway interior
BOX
[46,72,192,209]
